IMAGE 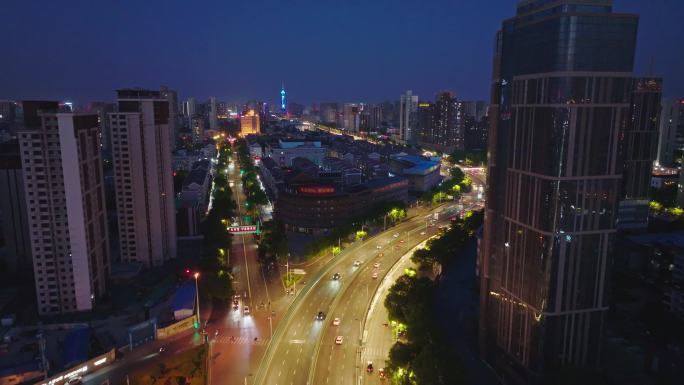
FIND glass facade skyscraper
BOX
[480,1,643,383]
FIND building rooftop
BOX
[391,154,440,175]
[182,168,208,189]
[171,282,196,313]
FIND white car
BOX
[372,272,379,279]
[65,378,82,385]
[393,233,399,238]
[376,245,382,249]
[335,336,343,345]
[373,262,380,268]
[353,260,361,267]
[333,317,341,326]
[420,231,426,235]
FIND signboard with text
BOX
[228,225,260,234]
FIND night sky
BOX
[2,0,682,106]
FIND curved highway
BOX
[254,208,445,385]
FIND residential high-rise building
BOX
[208,96,218,130]
[480,1,642,383]
[109,89,177,268]
[319,103,338,124]
[0,100,17,125]
[367,104,383,132]
[656,99,684,167]
[399,91,418,144]
[0,140,31,274]
[240,110,260,137]
[18,102,109,315]
[191,115,205,144]
[87,102,116,158]
[160,87,178,151]
[461,100,489,122]
[183,97,196,118]
[434,91,463,150]
[342,103,362,132]
[287,102,305,119]
[618,78,662,230]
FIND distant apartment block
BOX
[109,89,177,268]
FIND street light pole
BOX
[194,273,201,329]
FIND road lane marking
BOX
[289,339,305,344]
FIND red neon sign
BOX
[297,186,336,195]
[228,225,257,233]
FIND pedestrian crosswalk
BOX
[362,348,389,361]
[214,336,270,346]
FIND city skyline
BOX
[1,0,683,105]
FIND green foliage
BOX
[411,210,483,270]
[198,140,235,300]
[384,275,465,385]
[448,149,486,166]
[420,166,473,204]
[258,220,288,266]
[302,201,408,258]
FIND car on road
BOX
[379,368,386,378]
[399,239,405,243]
[335,336,343,345]
[316,311,325,320]
[420,231,426,235]
[373,262,380,268]
[375,244,382,249]
[393,233,399,238]
[367,362,374,373]
[65,377,82,385]
[333,317,341,326]
[243,306,250,315]
[332,273,341,280]
[372,272,379,279]
[353,260,362,267]
[377,252,384,257]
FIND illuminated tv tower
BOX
[280,83,286,114]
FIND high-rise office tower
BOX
[656,99,684,167]
[109,89,176,268]
[208,96,218,130]
[434,91,463,150]
[416,101,435,144]
[480,1,642,383]
[240,110,260,137]
[18,102,109,315]
[183,97,196,118]
[0,140,31,274]
[618,78,662,230]
[399,90,418,144]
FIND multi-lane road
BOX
[81,142,483,385]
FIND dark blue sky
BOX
[1,0,682,106]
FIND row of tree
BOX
[383,210,483,385]
[420,166,473,204]
[302,200,407,258]
[198,142,236,300]
[236,140,269,219]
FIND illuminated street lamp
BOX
[194,272,201,330]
